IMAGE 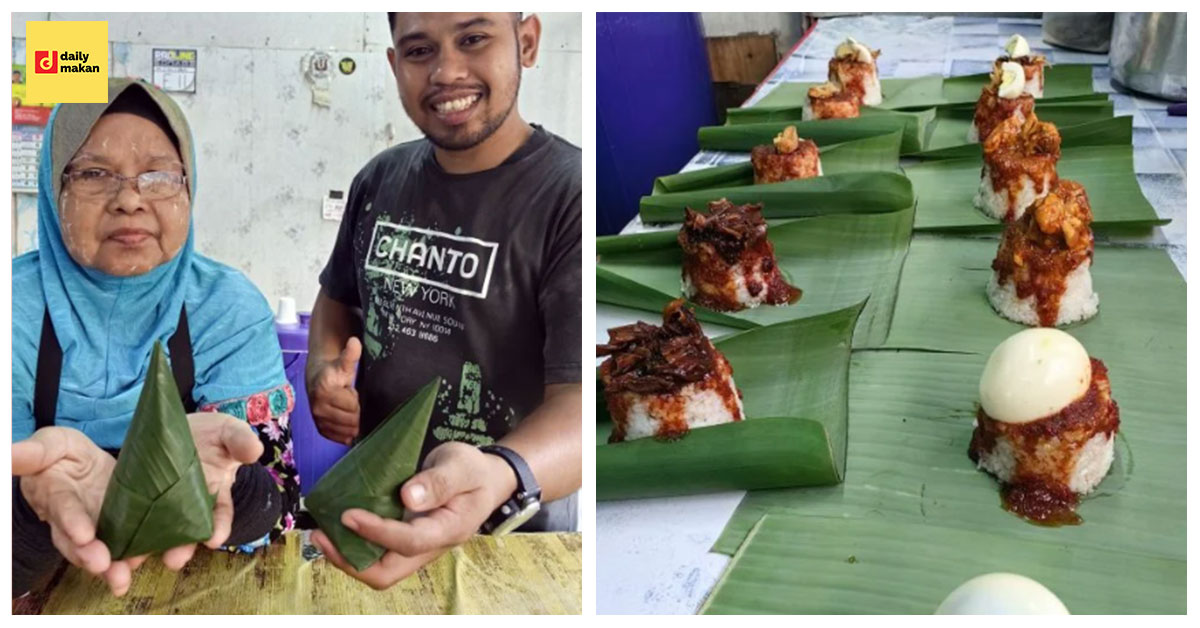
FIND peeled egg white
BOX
[1006,33,1032,58]
[997,61,1027,99]
[834,37,874,64]
[979,328,1091,424]
[936,573,1069,615]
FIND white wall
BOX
[12,12,582,311]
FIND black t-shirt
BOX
[320,125,581,463]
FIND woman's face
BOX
[59,112,190,276]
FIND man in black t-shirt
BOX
[306,13,581,590]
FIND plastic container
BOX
[1042,13,1114,53]
[1109,12,1187,102]
[597,13,718,235]
[277,311,350,495]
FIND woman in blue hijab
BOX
[11,79,299,597]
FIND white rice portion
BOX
[986,261,1099,327]
[1025,67,1044,98]
[1069,432,1115,493]
[683,267,767,310]
[616,376,745,441]
[860,72,882,106]
[973,163,1052,221]
[974,433,1018,483]
[974,430,1114,495]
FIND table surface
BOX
[15,531,582,614]
[597,14,1187,615]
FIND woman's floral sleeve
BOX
[200,383,300,548]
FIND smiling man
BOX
[306,13,581,589]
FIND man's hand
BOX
[154,413,265,571]
[310,441,515,590]
[309,337,361,445]
[13,427,149,597]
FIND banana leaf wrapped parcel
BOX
[307,376,441,571]
[97,342,215,559]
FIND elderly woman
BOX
[11,79,299,597]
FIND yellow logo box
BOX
[25,21,109,104]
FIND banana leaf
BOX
[748,65,1096,111]
[722,103,924,126]
[915,100,1119,158]
[97,342,215,560]
[907,144,1167,232]
[639,171,914,224]
[939,64,1097,106]
[598,205,913,346]
[653,131,902,195]
[750,76,942,110]
[713,350,1171,554]
[307,376,441,571]
[597,302,862,501]
[884,235,1186,356]
[700,514,1184,614]
[707,239,1184,611]
[699,110,934,155]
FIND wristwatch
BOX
[479,444,542,535]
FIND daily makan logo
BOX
[34,50,99,74]
[25,21,108,103]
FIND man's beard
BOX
[424,75,521,151]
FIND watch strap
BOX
[479,444,541,501]
[479,445,542,535]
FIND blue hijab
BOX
[12,78,287,448]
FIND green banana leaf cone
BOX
[307,376,442,571]
[97,341,215,560]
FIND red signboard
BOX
[13,106,52,126]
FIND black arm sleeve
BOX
[12,478,60,598]
[224,463,283,547]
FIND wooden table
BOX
[14,531,581,614]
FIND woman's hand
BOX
[12,427,149,596]
[310,441,515,590]
[157,412,264,570]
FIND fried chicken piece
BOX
[974,86,1035,143]
[983,113,1062,159]
[1035,181,1093,252]
[774,125,800,154]
[750,125,821,184]
[977,113,1063,219]
[807,82,860,119]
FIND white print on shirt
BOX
[365,221,499,299]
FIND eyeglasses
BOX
[62,168,187,201]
